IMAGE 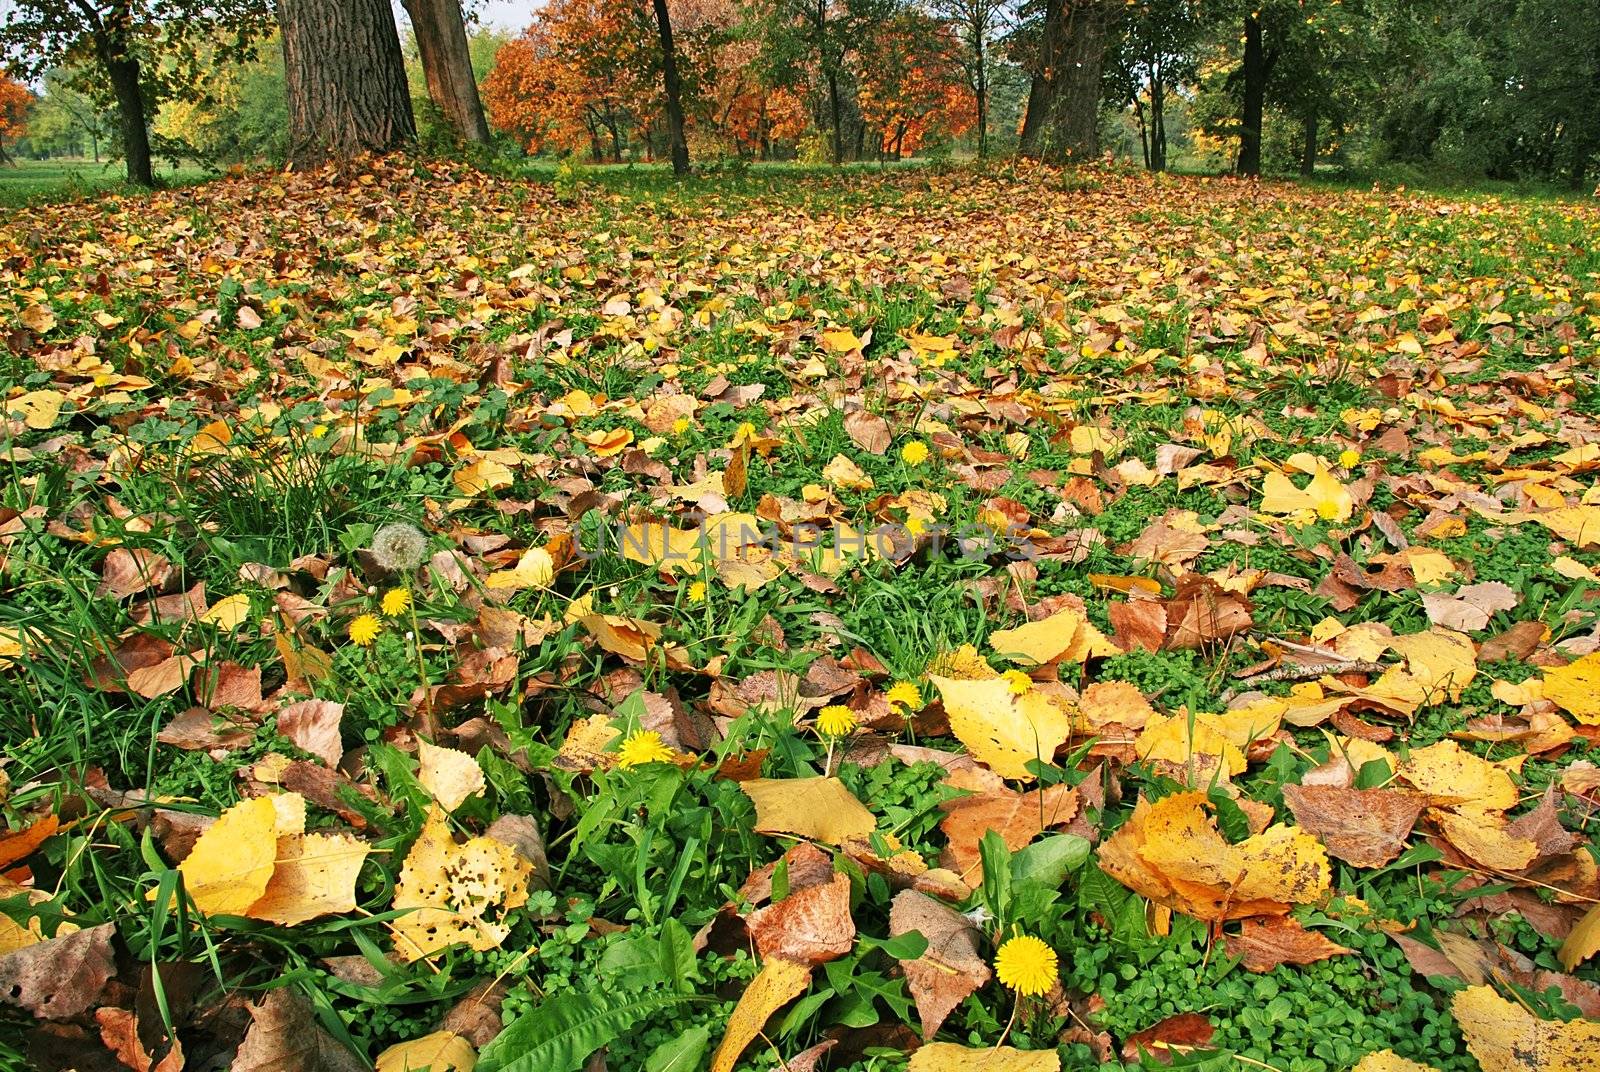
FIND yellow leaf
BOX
[375,1031,477,1072]
[390,804,532,962]
[740,777,876,845]
[7,390,66,430]
[821,453,874,490]
[819,328,861,353]
[710,957,812,1072]
[19,305,56,333]
[580,428,634,457]
[202,593,252,631]
[1398,741,1516,810]
[1543,653,1600,725]
[1524,506,1600,549]
[930,675,1074,781]
[1558,903,1600,971]
[1451,984,1600,1072]
[1431,809,1538,871]
[1260,465,1353,522]
[1351,1052,1440,1072]
[1387,628,1477,703]
[1134,711,1251,776]
[453,456,514,496]
[247,833,370,925]
[989,607,1121,666]
[484,547,555,590]
[417,741,486,811]
[619,520,704,573]
[1099,791,1330,921]
[907,1042,1061,1071]
[171,797,279,915]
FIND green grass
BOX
[0,157,212,207]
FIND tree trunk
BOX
[1019,0,1117,163]
[1236,13,1267,176]
[974,34,988,158]
[652,0,690,175]
[401,0,491,144]
[281,0,416,167]
[1300,111,1317,176]
[826,69,843,164]
[96,38,154,187]
[1150,75,1165,172]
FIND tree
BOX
[930,0,1008,156]
[0,0,270,186]
[402,0,491,144]
[1017,0,1119,163]
[652,0,691,172]
[857,12,973,157]
[1107,0,1200,171]
[0,74,31,165]
[279,0,416,166]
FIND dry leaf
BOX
[1451,984,1600,1071]
[417,740,487,811]
[247,833,370,926]
[889,890,991,1037]
[907,1042,1060,1071]
[390,804,532,962]
[375,1030,477,1072]
[1224,916,1352,972]
[1542,653,1600,725]
[930,675,1073,781]
[710,957,811,1072]
[1281,785,1423,868]
[1558,903,1600,971]
[747,872,855,965]
[988,606,1121,666]
[276,699,345,769]
[0,922,114,1020]
[172,796,279,915]
[844,410,891,455]
[232,988,368,1072]
[938,783,1078,886]
[741,777,876,845]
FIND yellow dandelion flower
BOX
[994,935,1058,996]
[686,580,707,604]
[817,704,858,737]
[616,730,675,769]
[672,416,691,436]
[348,614,382,647]
[1002,669,1033,695]
[1338,448,1361,469]
[886,682,922,711]
[900,441,930,465]
[380,587,411,617]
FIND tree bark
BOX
[1018,0,1117,163]
[652,0,690,175]
[401,0,491,145]
[1150,73,1165,172]
[96,39,154,187]
[973,32,988,158]
[1300,112,1317,176]
[1236,13,1268,176]
[826,68,844,164]
[281,0,417,167]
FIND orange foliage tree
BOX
[483,0,746,161]
[0,73,31,164]
[857,14,974,157]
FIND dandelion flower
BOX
[1002,669,1033,695]
[886,682,922,711]
[348,614,383,647]
[371,522,428,572]
[1338,448,1361,469]
[817,704,858,737]
[616,730,675,769]
[672,417,691,436]
[994,935,1058,996]
[380,587,411,617]
[686,580,707,604]
[900,441,930,465]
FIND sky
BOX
[463,0,538,31]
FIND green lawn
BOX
[0,158,212,207]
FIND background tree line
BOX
[1,0,1596,187]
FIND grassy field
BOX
[0,158,212,207]
[1,157,1599,1072]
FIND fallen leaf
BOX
[889,890,991,1037]
[1224,916,1352,972]
[930,675,1074,780]
[907,1042,1060,1071]
[938,783,1078,886]
[172,796,279,915]
[276,699,345,769]
[1120,1012,1215,1063]
[247,833,370,926]
[1281,785,1423,867]
[740,777,876,845]
[747,872,855,965]
[1558,903,1600,971]
[417,740,487,810]
[710,957,811,1072]
[1543,653,1600,725]
[844,410,891,455]
[0,922,114,1020]
[390,804,531,962]
[376,1030,477,1072]
[1451,984,1600,1071]
[232,988,368,1072]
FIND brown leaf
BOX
[0,923,116,1020]
[939,784,1078,888]
[1225,916,1352,972]
[1120,1013,1215,1063]
[1478,620,1547,663]
[97,549,172,600]
[889,890,991,1038]
[231,989,367,1072]
[1109,599,1167,653]
[439,980,508,1048]
[275,700,345,769]
[746,872,855,965]
[844,411,891,455]
[157,707,255,752]
[1281,784,1424,868]
[95,1007,183,1072]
